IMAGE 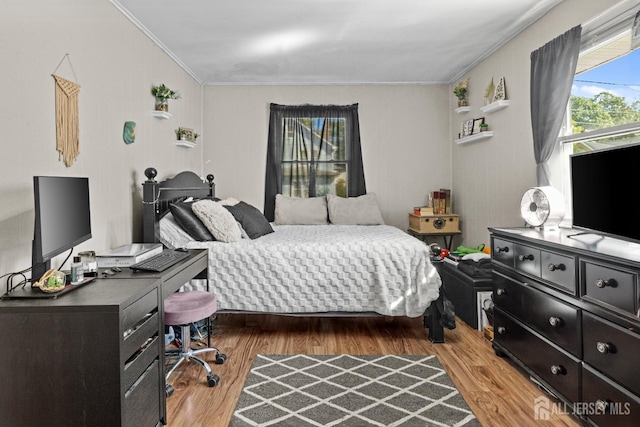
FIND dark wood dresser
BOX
[489,227,639,427]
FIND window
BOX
[281,116,348,198]
[264,103,366,221]
[553,6,640,210]
[560,6,640,153]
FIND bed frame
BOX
[141,167,447,343]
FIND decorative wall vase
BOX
[458,99,468,107]
[123,121,136,144]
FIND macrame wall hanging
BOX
[52,54,81,167]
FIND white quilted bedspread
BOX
[181,225,441,317]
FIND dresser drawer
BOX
[493,308,580,403]
[492,238,514,267]
[493,272,581,356]
[583,311,640,396]
[582,364,640,427]
[514,243,541,278]
[124,359,161,427]
[540,251,576,295]
[123,335,160,393]
[582,260,637,314]
[122,288,159,334]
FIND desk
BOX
[0,249,207,427]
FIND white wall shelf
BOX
[456,131,493,145]
[480,100,509,114]
[175,140,196,148]
[152,111,171,119]
[455,106,471,114]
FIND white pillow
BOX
[191,200,242,242]
[274,194,328,225]
[159,213,193,249]
[327,193,385,225]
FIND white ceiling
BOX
[112,0,564,85]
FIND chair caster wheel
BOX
[166,384,174,397]
[207,374,220,387]
[215,353,228,364]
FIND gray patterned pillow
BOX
[327,193,385,225]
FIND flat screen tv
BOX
[570,143,640,243]
[32,176,92,284]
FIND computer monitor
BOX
[31,176,92,284]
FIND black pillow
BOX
[169,202,215,241]
[225,201,274,239]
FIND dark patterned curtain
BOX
[264,103,366,221]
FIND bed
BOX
[141,167,448,342]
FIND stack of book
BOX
[97,243,163,268]
[431,189,451,214]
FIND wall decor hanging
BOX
[492,76,506,102]
[52,54,81,167]
[123,121,136,144]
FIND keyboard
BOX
[129,250,190,272]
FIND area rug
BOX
[230,354,480,427]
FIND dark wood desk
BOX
[0,249,207,427]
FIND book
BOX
[97,243,163,267]
[440,188,452,214]
[413,206,434,216]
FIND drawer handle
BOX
[595,400,609,414]
[496,246,509,253]
[495,288,507,296]
[550,365,565,375]
[518,254,534,261]
[497,326,506,335]
[595,279,610,288]
[548,316,562,327]
[596,342,612,354]
[548,263,565,272]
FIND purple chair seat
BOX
[164,291,217,326]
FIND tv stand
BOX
[0,249,208,427]
[489,227,639,426]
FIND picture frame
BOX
[472,117,485,135]
[464,119,474,136]
[492,76,506,102]
[178,127,195,142]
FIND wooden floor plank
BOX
[165,314,581,426]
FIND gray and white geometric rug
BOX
[230,354,481,427]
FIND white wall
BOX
[203,84,452,229]
[0,0,203,277]
[449,0,616,247]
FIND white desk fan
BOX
[520,186,565,228]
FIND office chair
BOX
[163,291,227,395]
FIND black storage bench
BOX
[441,259,493,330]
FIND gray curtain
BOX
[530,25,582,186]
[632,10,640,50]
[264,103,366,221]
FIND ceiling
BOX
[112,0,564,85]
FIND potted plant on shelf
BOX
[151,83,181,112]
[480,123,489,132]
[454,79,468,107]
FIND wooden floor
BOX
[165,314,582,426]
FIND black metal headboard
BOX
[142,167,215,243]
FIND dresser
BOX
[489,228,639,427]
